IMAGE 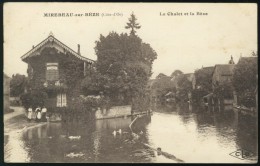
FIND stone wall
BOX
[95,105,132,120]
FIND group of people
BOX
[27,106,48,122]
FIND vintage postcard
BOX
[3,2,258,163]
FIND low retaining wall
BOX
[95,105,132,120]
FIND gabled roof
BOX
[237,56,257,64]
[21,33,95,63]
[212,64,235,76]
[195,66,215,77]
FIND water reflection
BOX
[4,103,258,163]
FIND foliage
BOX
[191,89,208,103]
[70,95,110,112]
[233,57,257,94]
[171,70,183,77]
[156,73,168,79]
[151,75,174,101]
[194,67,214,93]
[20,91,48,109]
[10,74,28,97]
[213,83,233,99]
[233,55,257,107]
[94,31,157,106]
[176,74,192,101]
[125,13,141,35]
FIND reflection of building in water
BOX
[95,117,132,131]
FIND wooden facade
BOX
[21,33,95,109]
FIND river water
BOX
[4,103,258,163]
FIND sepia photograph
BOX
[3,2,258,163]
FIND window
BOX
[46,63,59,81]
[57,93,67,107]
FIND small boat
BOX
[65,152,84,158]
[68,136,81,140]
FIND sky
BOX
[4,3,257,78]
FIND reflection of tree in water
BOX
[213,111,238,147]
[235,113,257,156]
[129,115,155,163]
[194,111,215,135]
[176,103,194,124]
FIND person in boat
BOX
[27,107,33,122]
[41,106,47,122]
[35,106,42,122]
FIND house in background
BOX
[4,73,11,113]
[212,64,235,90]
[21,32,95,110]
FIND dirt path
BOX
[4,106,26,122]
[4,106,47,135]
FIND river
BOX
[4,103,258,163]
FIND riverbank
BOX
[4,107,47,135]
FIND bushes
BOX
[70,95,110,112]
[20,91,48,109]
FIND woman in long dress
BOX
[27,107,32,122]
[41,107,47,122]
[35,107,42,122]
[32,107,37,121]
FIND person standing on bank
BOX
[32,107,37,121]
[27,107,33,122]
[41,106,47,122]
[35,106,42,122]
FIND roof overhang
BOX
[21,34,95,64]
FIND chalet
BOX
[4,73,11,113]
[21,32,95,109]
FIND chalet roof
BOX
[212,64,235,76]
[200,66,215,74]
[21,33,95,63]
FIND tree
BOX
[192,67,214,102]
[125,12,141,35]
[94,31,157,108]
[152,75,173,101]
[171,70,183,77]
[176,74,192,101]
[233,56,257,107]
[10,74,28,97]
[156,73,167,79]
[194,67,214,93]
